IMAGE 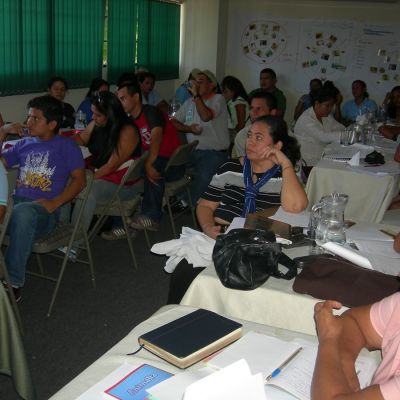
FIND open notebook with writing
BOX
[207,331,378,400]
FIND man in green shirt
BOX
[249,68,286,118]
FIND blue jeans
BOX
[189,149,228,203]
[72,178,143,231]
[5,196,58,288]
[141,156,184,222]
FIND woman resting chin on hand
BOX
[197,115,308,239]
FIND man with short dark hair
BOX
[249,68,286,118]
[171,70,230,203]
[117,81,181,230]
[234,91,278,157]
[0,95,85,300]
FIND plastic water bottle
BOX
[74,110,86,129]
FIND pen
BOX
[266,347,303,381]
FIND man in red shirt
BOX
[117,81,181,230]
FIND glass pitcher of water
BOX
[312,192,349,245]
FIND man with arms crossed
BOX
[0,95,85,300]
[312,241,400,400]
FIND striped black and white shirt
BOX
[201,159,282,223]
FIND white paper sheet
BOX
[270,207,310,228]
[183,359,266,400]
[225,217,245,233]
[348,151,360,166]
[207,331,302,380]
[147,367,214,400]
[346,222,398,242]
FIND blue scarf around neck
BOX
[242,156,281,217]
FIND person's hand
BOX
[187,79,199,97]
[1,122,25,137]
[379,125,397,140]
[314,300,343,343]
[203,224,222,239]
[34,198,58,214]
[145,162,161,184]
[261,146,291,168]
[394,234,400,254]
[190,124,202,135]
[394,144,400,162]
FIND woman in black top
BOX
[73,91,141,236]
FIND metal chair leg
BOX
[164,192,177,238]
[121,215,138,270]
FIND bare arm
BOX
[196,199,222,239]
[188,81,213,122]
[94,125,139,179]
[234,103,247,132]
[294,100,305,121]
[312,300,383,400]
[262,148,308,212]
[395,144,400,163]
[74,121,95,146]
[35,168,86,213]
[171,118,202,135]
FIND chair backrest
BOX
[165,140,199,171]
[120,152,148,186]
[0,197,13,246]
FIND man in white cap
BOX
[172,70,230,204]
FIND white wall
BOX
[223,0,400,122]
[2,0,399,123]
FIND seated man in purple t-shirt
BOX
[0,95,85,301]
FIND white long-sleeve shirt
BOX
[294,107,344,165]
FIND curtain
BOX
[137,0,180,80]
[108,0,180,83]
[53,0,104,88]
[0,0,51,95]
[0,0,104,96]
[107,0,138,83]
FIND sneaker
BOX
[129,215,160,231]
[101,227,138,241]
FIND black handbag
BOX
[212,228,297,290]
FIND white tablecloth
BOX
[180,246,326,336]
[305,159,400,223]
[49,305,380,400]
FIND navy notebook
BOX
[138,309,243,368]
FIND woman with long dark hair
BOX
[222,75,250,136]
[167,116,308,303]
[73,91,141,237]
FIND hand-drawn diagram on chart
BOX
[241,20,287,64]
[297,20,354,84]
[352,24,400,94]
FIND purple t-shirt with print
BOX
[3,135,84,201]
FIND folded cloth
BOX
[151,227,215,273]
